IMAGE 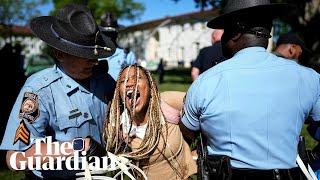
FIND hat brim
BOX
[30,16,116,59]
[99,25,118,32]
[207,4,295,29]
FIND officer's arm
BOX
[178,120,196,142]
[6,138,91,171]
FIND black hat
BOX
[277,32,311,54]
[100,12,119,32]
[30,3,116,59]
[207,0,295,29]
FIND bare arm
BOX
[191,67,200,81]
[178,120,196,142]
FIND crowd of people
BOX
[1,1,320,180]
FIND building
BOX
[1,9,221,70]
[118,9,220,69]
[0,25,47,58]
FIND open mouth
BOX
[126,89,141,106]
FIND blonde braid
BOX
[104,66,129,153]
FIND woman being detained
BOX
[103,64,197,180]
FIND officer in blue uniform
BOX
[98,12,136,80]
[179,0,320,179]
[0,3,116,179]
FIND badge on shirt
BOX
[19,92,40,123]
[14,120,30,145]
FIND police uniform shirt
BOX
[0,65,115,178]
[181,47,320,170]
[99,47,136,80]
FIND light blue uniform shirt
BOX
[182,47,320,170]
[99,47,136,80]
[0,65,115,178]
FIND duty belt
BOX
[231,167,302,180]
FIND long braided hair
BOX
[103,64,167,160]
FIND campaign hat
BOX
[30,3,115,59]
[207,0,295,29]
[100,12,119,32]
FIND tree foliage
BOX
[0,0,49,40]
[51,0,145,24]
[0,0,49,26]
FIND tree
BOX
[172,0,320,71]
[51,0,145,24]
[0,0,49,39]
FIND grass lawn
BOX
[0,67,318,179]
[0,168,24,180]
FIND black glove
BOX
[86,136,109,168]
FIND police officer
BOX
[179,0,320,179]
[0,3,116,179]
[99,12,136,80]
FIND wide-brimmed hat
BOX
[207,0,295,29]
[30,3,116,59]
[99,12,119,32]
[277,32,312,54]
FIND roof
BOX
[0,25,33,36]
[120,8,221,33]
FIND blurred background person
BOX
[191,29,224,81]
[157,58,165,84]
[99,12,136,80]
[273,32,311,63]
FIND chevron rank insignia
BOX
[14,120,30,145]
[19,92,39,123]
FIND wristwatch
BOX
[72,137,84,151]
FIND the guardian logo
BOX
[9,136,114,171]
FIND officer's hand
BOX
[85,136,107,158]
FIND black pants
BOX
[231,167,306,180]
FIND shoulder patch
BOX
[19,92,40,123]
[14,120,30,145]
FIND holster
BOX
[206,155,232,180]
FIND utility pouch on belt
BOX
[197,133,232,180]
[206,155,232,180]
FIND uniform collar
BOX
[56,66,91,94]
[234,47,267,57]
[107,47,123,58]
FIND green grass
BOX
[0,67,318,179]
[151,67,193,92]
[0,168,24,180]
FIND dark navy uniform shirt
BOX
[193,41,224,74]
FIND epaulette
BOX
[26,70,61,91]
